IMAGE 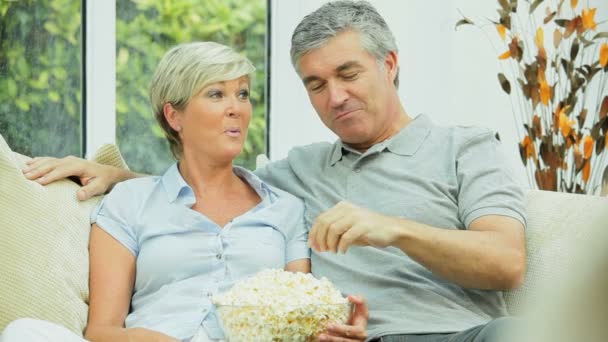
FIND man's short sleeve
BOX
[90,182,139,256]
[456,131,526,229]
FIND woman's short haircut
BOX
[149,41,255,159]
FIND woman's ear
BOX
[163,103,182,132]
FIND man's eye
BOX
[309,83,325,92]
[342,73,359,80]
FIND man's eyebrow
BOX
[302,75,322,87]
[302,61,363,86]
[336,61,362,73]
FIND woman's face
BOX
[177,75,252,164]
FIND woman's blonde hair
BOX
[149,41,255,159]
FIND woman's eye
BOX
[238,90,250,100]
[208,90,222,99]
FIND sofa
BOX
[1,133,608,338]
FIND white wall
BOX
[269,0,607,189]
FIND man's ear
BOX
[384,51,399,85]
[163,103,182,132]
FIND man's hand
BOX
[22,156,119,200]
[309,201,402,254]
[318,295,368,342]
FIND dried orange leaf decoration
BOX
[570,0,578,9]
[532,114,542,137]
[508,37,523,61]
[520,136,536,160]
[600,96,608,120]
[499,50,511,59]
[600,43,608,68]
[553,29,563,48]
[582,159,591,182]
[540,82,551,105]
[558,106,574,137]
[564,17,582,38]
[535,27,544,49]
[574,145,584,170]
[496,24,507,41]
[583,135,594,159]
[537,68,551,105]
[582,8,597,31]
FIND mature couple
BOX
[2,1,525,342]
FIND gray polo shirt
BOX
[254,114,526,339]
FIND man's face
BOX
[297,30,398,150]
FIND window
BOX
[0,0,83,157]
[115,0,268,174]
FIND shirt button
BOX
[354,167,361,173]
[207,292,213,298]
[216,253,222,260]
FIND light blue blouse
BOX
[90,164,309,340]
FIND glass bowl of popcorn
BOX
[215,302,352,341]
[213,269,352,342]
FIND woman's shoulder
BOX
[105,175,162,202]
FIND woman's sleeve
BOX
[90,182,139,256]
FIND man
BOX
[23,1,526,341]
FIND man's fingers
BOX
[325,216,352,253]
[23,158,55,179]
[347,295,369,327]
[337,225,365,254]
[24,156,52,168]
[310,208,339,251]
[318,334,359,342]
[78,178,107,200]
[324,323,367,340]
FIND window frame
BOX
[83,0,116,158]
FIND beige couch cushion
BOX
[504,189,608,314]
[0,134,128,335]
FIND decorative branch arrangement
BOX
[459,0,608,194]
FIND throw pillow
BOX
[0,134,128,335]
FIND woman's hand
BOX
[318,295,368,342]
[22,156,134,200]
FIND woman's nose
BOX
[226,96,244,117]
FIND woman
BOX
[1,42,346,342]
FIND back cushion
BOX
[0,134,128,335]
[504,189,608,314]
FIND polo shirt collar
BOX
[386,114,432,156]
[329,114,432,165]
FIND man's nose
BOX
[327,81,348,107]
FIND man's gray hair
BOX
[290,0,399,87]
[149,41,255,159]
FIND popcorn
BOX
[212,269,351,342]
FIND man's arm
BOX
[22,156,145,200]
[309,201,525,290]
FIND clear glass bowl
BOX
[215,302,352,342]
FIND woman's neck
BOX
[177,154,241,198]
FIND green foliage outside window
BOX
[0,0,266,173]
[0,0,82,157]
